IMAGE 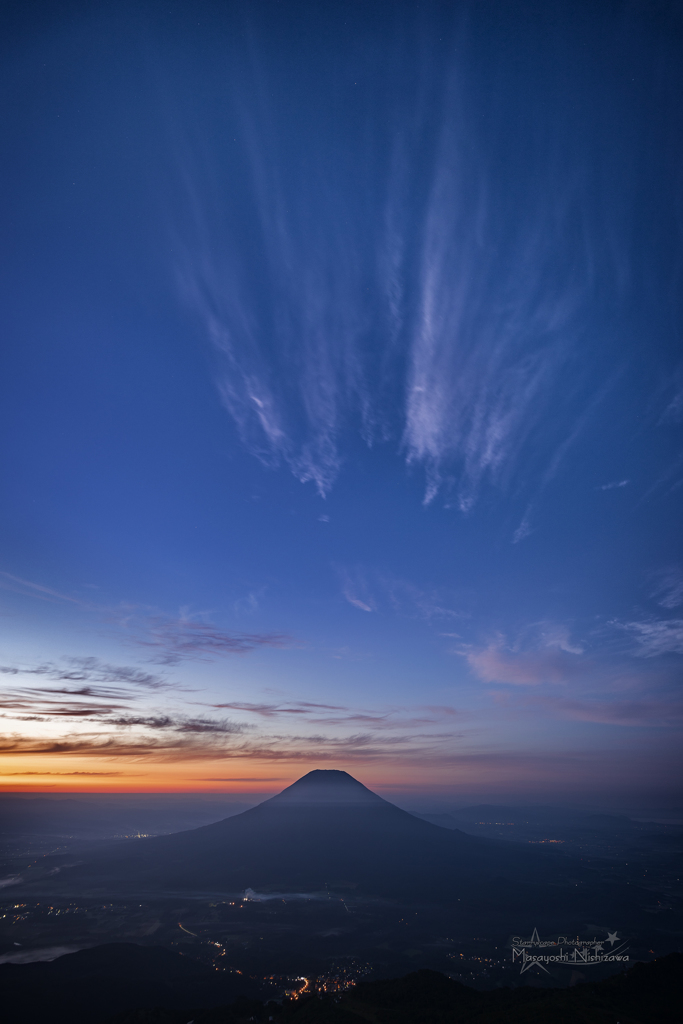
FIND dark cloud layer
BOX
[0,655,464,768]
[110,715,245,734]
[0,771,123,776]
[0,657,166,689]
[209,701,466,731]
[0,657,173,724]
[125,617,291,664]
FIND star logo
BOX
[606,931,619,946]
[519,956,549,974]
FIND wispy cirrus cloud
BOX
[512,508,534,544]
[173,77,369,500]
[613,618,683,657]
[379,574,461,621]
[336,565,376,612]
[649,566,683,610]
[169,21,627,510]
[336,565,460,620]
[0,571,87,606]
[599,479,630,490]
[337,574,375,615]
[400,146,577,510]
[659,365,683,425]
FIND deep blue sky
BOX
[1,0,681,808]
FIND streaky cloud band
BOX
[173,14,631,508]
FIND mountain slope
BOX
[18,770,602,909]
[27,770,591,900]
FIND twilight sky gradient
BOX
[1,0,681,808]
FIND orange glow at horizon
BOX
[0,752,464,794]
[1,746,660,797]
[0,759,295,793]
[0,755,409,793]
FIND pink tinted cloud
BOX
[465,645,583,685]
[491,689,683,727]
[553,698,683,727]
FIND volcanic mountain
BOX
[29,770,585,901]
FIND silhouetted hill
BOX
[101,953,682,1024]
[27,771,592,902]
[0,943,259,1024]
[4,937,678,1024]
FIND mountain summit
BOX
[268,769,384,804]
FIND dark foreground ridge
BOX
[1,943,679,1024]
[0,944,258,1023]
[19,770,596,903]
